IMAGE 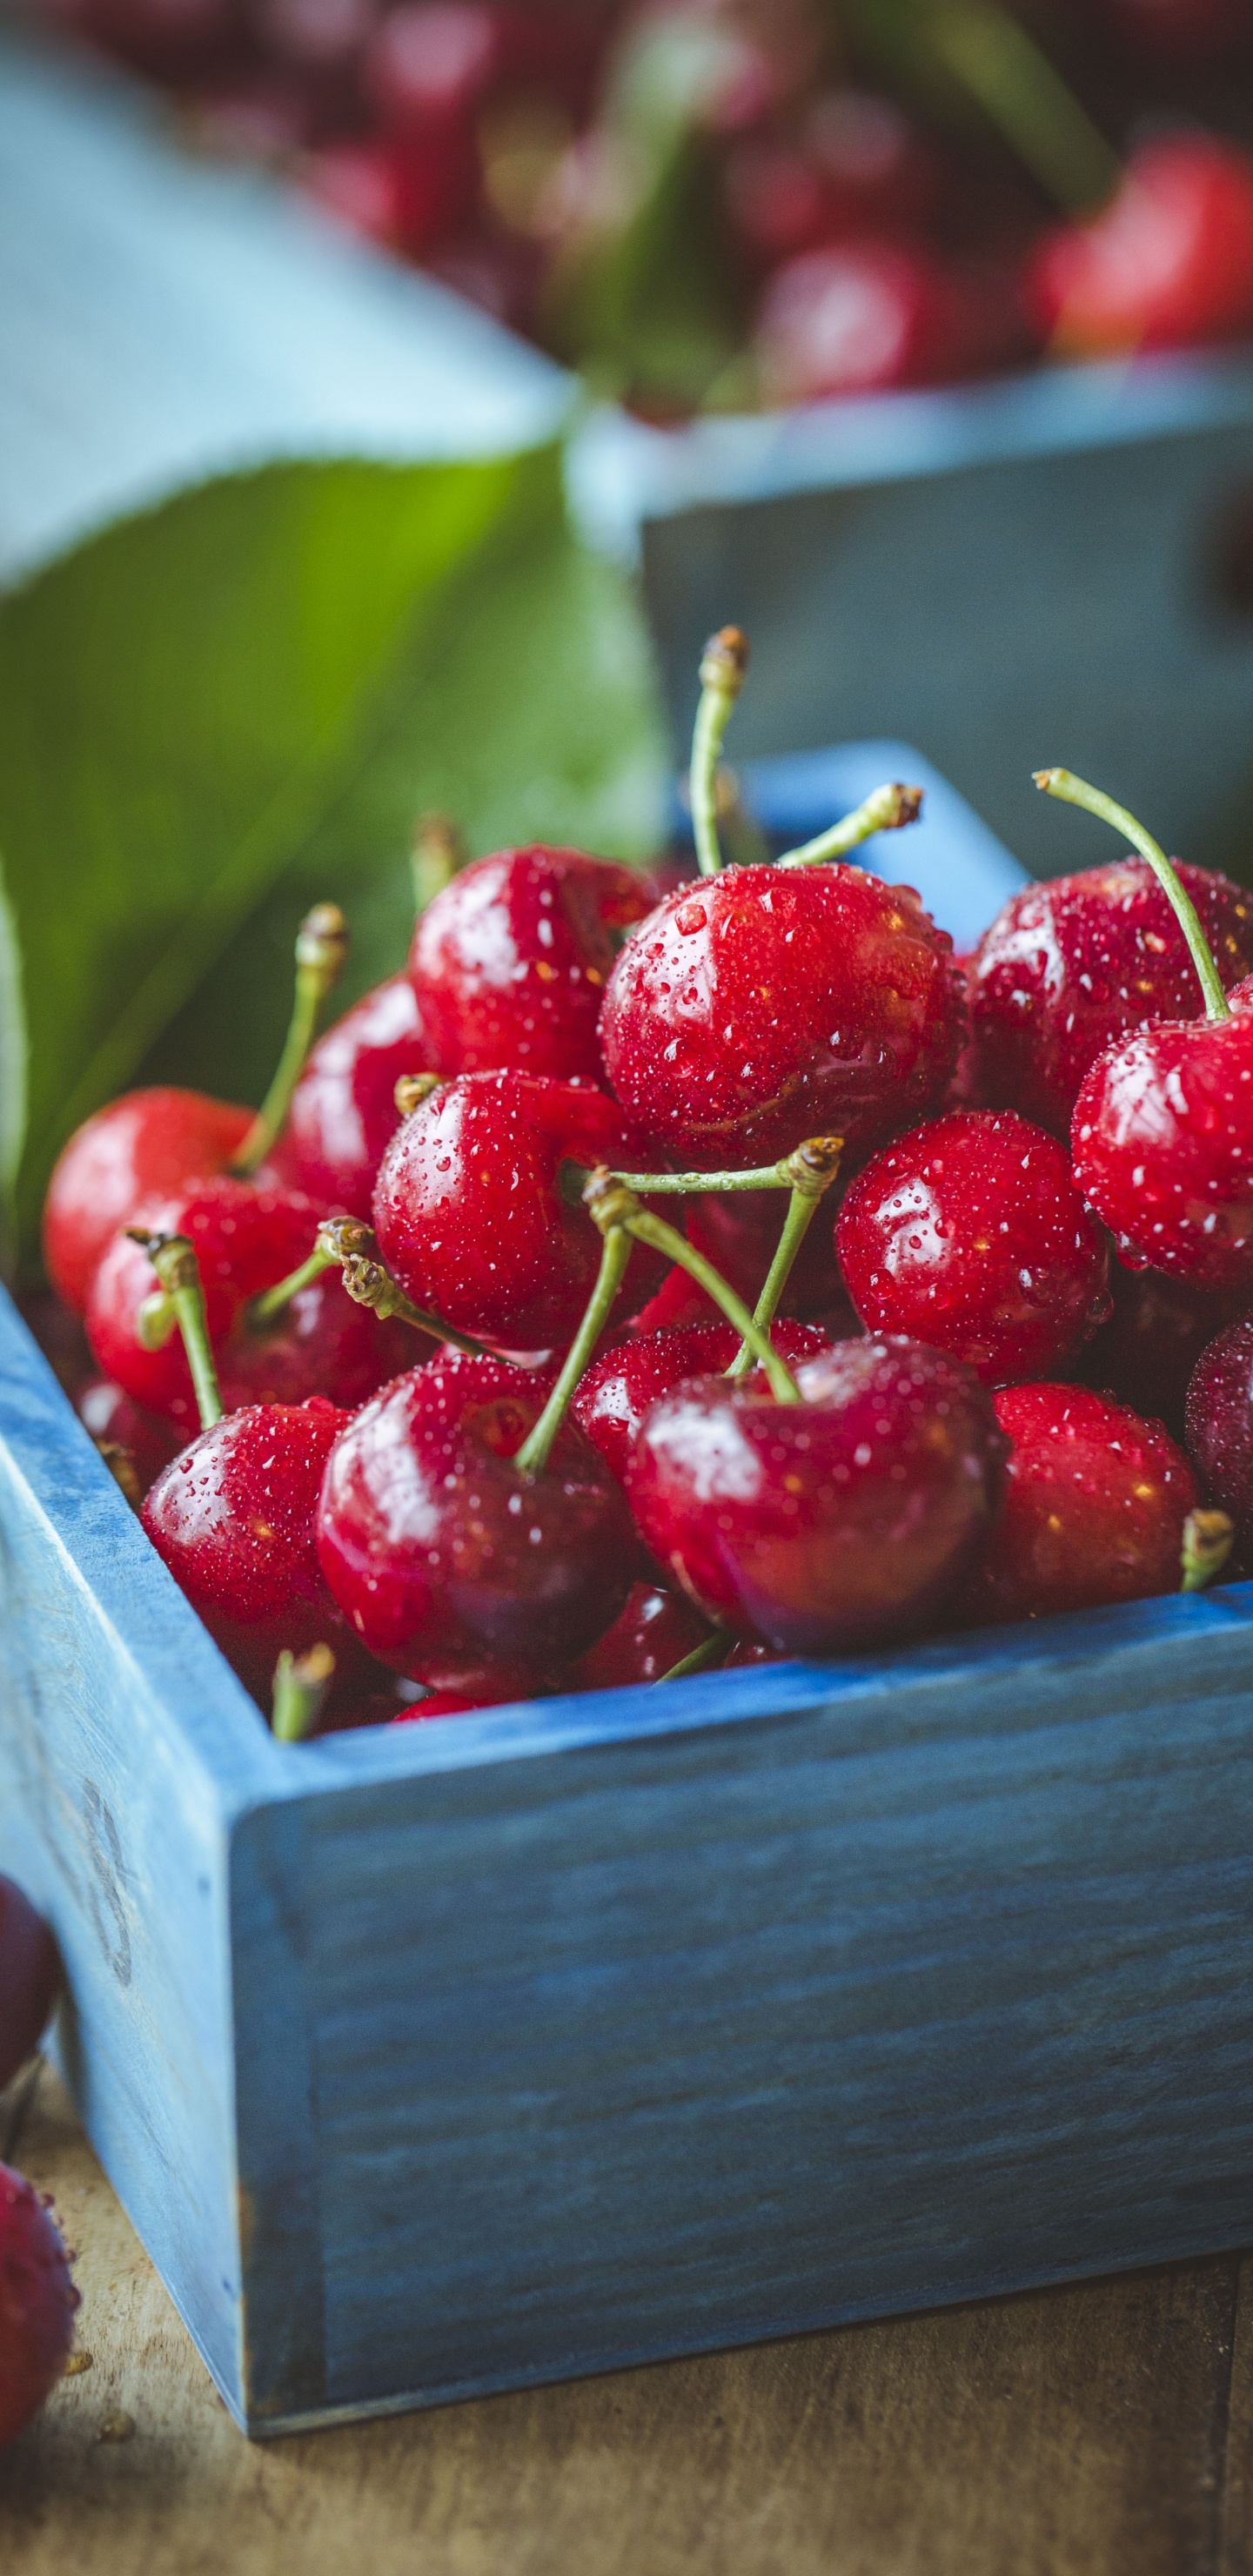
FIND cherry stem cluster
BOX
[726,1137,843,1381]
[586,1173,802,1402]
[246,1218,498,1360]
[271,1643,335,1743]
[690,627,750,878]
[129,1231,224,1431]
[1035,769,1231,1025]
[231,904,351,1180]
[776,782,923,870]
[1181,1508,1235,1594]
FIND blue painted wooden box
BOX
[3,748,1253,2439]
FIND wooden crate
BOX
[3,750,1252,2438]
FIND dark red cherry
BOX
[1080,1258,1248,1440]
[408,847,653,1085]
[298,131,473,255]
[572,1318,828,1487]
[372,1073,661,1347]
[723,90,941,269]
[86,1181,412,1432]
[1185,1317,1253,1570]
[627,1338,1007,1654]
[600,864,962,1174]
[74,1379,181,1496]
[267,972,433,1220]
[142,1398,365,1701]
[0,2168,79,2452]
[1071,996,1253,1290]
[969,859,1253,1137]
[565,1581,714,1690]
[836,1110,1110,1384]
[1029,137,1253,360]
[317,1353,634,1687]
[392,1669,539,1718]
[44,1088,252,1315]
[0,1881,60,2094]
[955,1383,1199,1625]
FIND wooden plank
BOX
[0,2063,1241,2576]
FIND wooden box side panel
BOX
[231,1593,1253,2427]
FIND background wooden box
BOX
[3,749,1251,2440]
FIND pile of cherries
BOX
[33,0,1253,413]
[30,624,1253,1734]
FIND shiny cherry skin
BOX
[142,1398,365,1701]
[1185,1318,1253,1571]
[408,846,653,1085]
[565,1582,714,1690]
[572,1318,828,1487]
[74,1379,181,1495]
[267,972,433,1220]
[0,1880,60,2094]
[372,1073,661,1347]
[392,1669,539,1719]
[317,1354,634,1688]
[1029,137,1253,360]
[600,864,962,1174]
[1079,1259,1247,1440]
[43,1087,252,1315]
[0,2168,79,2452]
[627,1338,1007,1654]
[836,1110,1110,1384]
[1071,987,1253,1290]
[955,1384,1198,1626]
[968,858,1253,1137]
[86,1180,411,1432]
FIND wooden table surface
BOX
[3,2057,1251,2576]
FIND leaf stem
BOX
[690,627,749,878]
[271,1643,335,1742]
[777,782,922,870]
[513,1227,633,1478]
[231,903,350,1177]
[127,1231,223,1430]
[1181,1508,1235,1593]
[1035,769,1231,1023]
[583,1171,801,1404]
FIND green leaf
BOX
[0,443,667,1267]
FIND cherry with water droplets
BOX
[44,1089,252,1317]
[572,1316,828,1488]
[836,1109,1110,1384]
[0,1880,60,2094]
[955,1383,1200,1626]
[1185,1317,1253,1572]
[409,845,653,1085]
[0,2169,79,2452]
[267,972,434,1219]
[565,1581,715,1690]
[1074,998,1253,1290]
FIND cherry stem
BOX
[928,2,1121,218]
[512,1225,633,1479]
[230,903,351,1178]
[1181,1509,1235,1594]
[246,1243,337,1332]
[271,1643,335,1743]
[411,812,468,918]
[656,1630,729,1684]
[1035,770,1231,1024]
[308,1218,503,1360]
[583,1171,801,1404]
[127,1231,224,1430]
[777,782,923,870]
[725,1137,843,1382]
[690,627,749,878]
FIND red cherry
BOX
[1072,995,1253,1290]
[956,1383,1199,1624]
[565,1580,714,1689]
[142,1398,365,1700]
[316,1353,635,1686]
[86,1181,411,1431]
[627,1338,1007,1654]
[372,1073,662,1347]
[1029,136,1253,359]
[266,972,432,1220]
[753,238,959,400]
[1184,1316,1253,1570]
[969,859,1253,1137]
[392,1669,538,1717]
[0,2168,79,2452]
[1080,1258,1247,1439]
[836,1110,1110,1384]
[408,847,653,1084]
[0,1881,60,2094]
[74,1379,182,1496]
[298,133,472,254]
[723,91,941,268]
[599,865,962,1174]
[572,1317,828,1487]
[44,1089,251,1316]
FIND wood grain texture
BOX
[0,2063,1245,2576]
